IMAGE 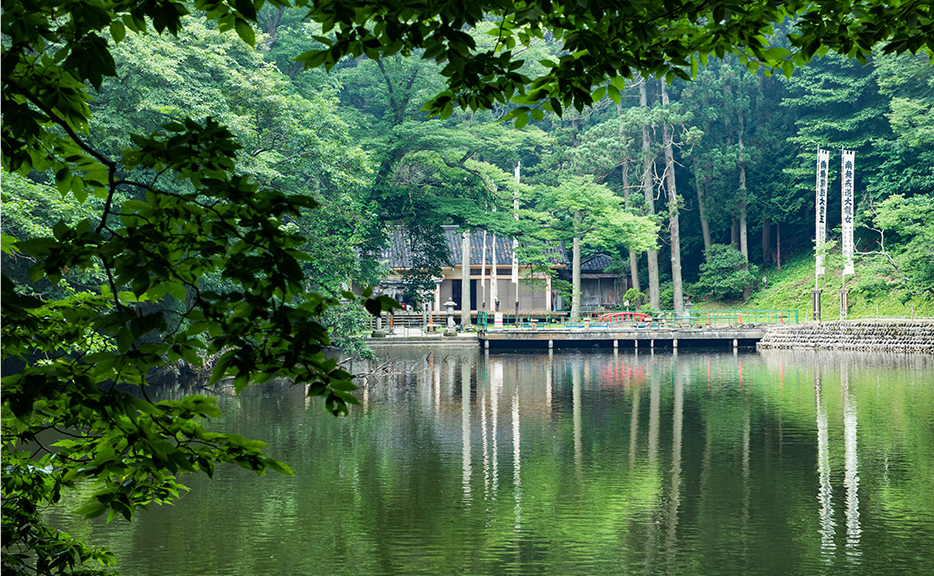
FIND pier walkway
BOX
[478,326,765,349]
[368,309,798,350]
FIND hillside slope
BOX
[693,252,934,321]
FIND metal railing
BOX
[369,309,798,332]
[478,309,798,329]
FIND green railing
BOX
[478,310,571,330]
[476,308,797,329]
[675,309,798,326]
[381,308,798,332]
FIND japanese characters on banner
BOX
[815,148,830,276]
[841,149,856,275]
[512,162,520,286]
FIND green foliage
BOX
[320,301,377,359]
[694,244,760,300]
[525,176,657,253]
[723,251,934,320]
[866,194,934,295]
[0,1,397,574]
[298,0,933,127]
[659,282,675,311]
[3,0,933,572]
[623,288,646,307]
[1,173,110,301]
[520,175,657,313]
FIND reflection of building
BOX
[371,225,628,312]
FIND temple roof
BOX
[378,226,618,273]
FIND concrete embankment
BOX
[758,320,934,353]
[367,332,479,349]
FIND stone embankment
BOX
[758,320,934,353]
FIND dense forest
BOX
[2,1,932,573]
[6,10,932,325]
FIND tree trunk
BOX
[738,110,750,301]
[572,232,582,320]
[622,163,641,293]
[776,223,782,272]
[740,200,750,300]
[257,6,284,52]
[762,217,772,264]
[661,80,683,311]
[461,230,471,328]
[640,80,661,310]
[695,165,712,252]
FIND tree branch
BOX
[2,75,115,170]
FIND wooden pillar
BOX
[546,275,553,312]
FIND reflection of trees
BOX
[46,349,934,575]
[665,359,684,567]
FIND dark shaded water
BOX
[49,349,934,575]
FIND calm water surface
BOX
[49,349,934,575]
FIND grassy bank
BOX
[692,251,934,321]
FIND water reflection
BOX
[842,365,861,563]
[45,349,934,576]
[573,361,582,478]
[461,356,471,505]
[665,361,683,564]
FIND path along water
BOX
[47,348,934,576]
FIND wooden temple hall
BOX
[371,225,629,313]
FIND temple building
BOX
[369,226,628,313]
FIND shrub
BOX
[695,244,759,300]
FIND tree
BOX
[868,51,934,202]
[570,96,647,295]
[299,0,934,126]
[861,194,934,296]
[695,244,760,300]
[659,79,694,311]
[1,2,398,574]
[4,0,932,573]
[639,80,663,310]
[523,176,657,318]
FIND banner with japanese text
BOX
[841,149,856,275]
[512,162,520,288]
[816,148,830,275]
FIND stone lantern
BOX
[444,297,457,328]
[443,297,457,336]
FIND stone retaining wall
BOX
[368,335,479,349]
[758,321,934,353]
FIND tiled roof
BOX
[379,225,569,269]
[581,253,614,272]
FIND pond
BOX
[48,348,934,576]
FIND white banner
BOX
[841,149,856,275]
[512,162,520,287]
[816,148,830,275]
